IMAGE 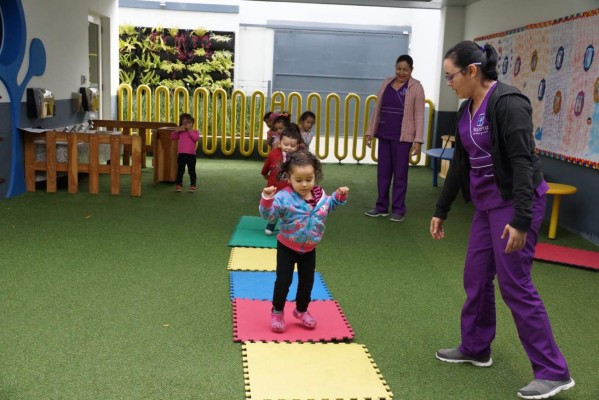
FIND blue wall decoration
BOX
[0,0,47,197]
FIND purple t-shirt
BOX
[376,81,407,140]
[458,82,513,210]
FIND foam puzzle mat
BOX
[535,242,599,271]
[230,271,332,301]
[227,247,278,271]
[232,299,354,342]
[242,342,393,400]
[228,216,278,248]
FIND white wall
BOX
[236,26,274,93]
[237,1,442,103]
[117,0,442,104]
[16,0,85,101]
[89,0,120,118]
[2,0,118,119]
[119,7,241,32]
[464,0,599,39]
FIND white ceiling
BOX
[249,0,480,9]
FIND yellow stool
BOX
[546,182,577,239]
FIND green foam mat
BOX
[228,216,278,248]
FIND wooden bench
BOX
[546,182,577,239]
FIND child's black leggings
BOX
[176,153,196,185]
[272,241,316,313]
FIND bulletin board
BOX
[475,9,599,169]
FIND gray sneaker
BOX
[435,348,492,367]
[364,209,389,217]
[517,378,575,399]
[389,213,405,222]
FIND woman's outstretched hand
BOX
[501,224,527,253]
[430,217,445,240]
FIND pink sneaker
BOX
[293,309,317,329]
[270,311,285,332]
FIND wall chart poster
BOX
[475,8,599,169]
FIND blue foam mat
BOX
[230,271,332,301]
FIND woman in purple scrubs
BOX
[430,41,574,400]
[364,55,425,222]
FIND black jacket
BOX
[434,81,544,232]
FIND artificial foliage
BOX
[119,25,235,92]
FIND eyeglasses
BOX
[444,62,482,83]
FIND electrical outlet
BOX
[81,75,87,85]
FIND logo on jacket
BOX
[477,114,486,127]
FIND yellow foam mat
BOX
[242,342,393,400]
[227,247,278,271]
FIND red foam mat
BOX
[534,243,599,271]
[232,299,354,343]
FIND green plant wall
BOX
[119,25,234,92]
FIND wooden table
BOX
[153,127,178,184]
[546,182,577,239]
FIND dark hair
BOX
[263,111,273,123]
[179,113,194,125]
[280,122,303,144]
[444,40,498,81]
[299,111,316,122]
[271,112,291,127]
[281,150,323,183]
[396,54,414,69]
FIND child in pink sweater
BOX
[170,113,200,192]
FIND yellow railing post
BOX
[192,87,210,152]
[287,92,303,122]
[306,92,322,153]
[423,99,435,167]
[362,95,378,162]
[270,91,286,113]
[136,84,152,142]
[252,91,268,158]
[344,93,362,162]
[232,89,252,157]
[322,93,341,160]
[135,85,152,121]
[154,86,171,123]
[117,83,133,121]
[173,86,189,125]
[212,88,230,156]
[334,93,353,162]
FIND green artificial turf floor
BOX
[0,158,597,399]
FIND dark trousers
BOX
[176,153,196,186]
[272,241,316,313]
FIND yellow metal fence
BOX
[117,83,435,164]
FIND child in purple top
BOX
[171,113,200,192]
[260,150,348,333]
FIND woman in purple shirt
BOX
[430,41,574,400]
[364,55,425,222]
